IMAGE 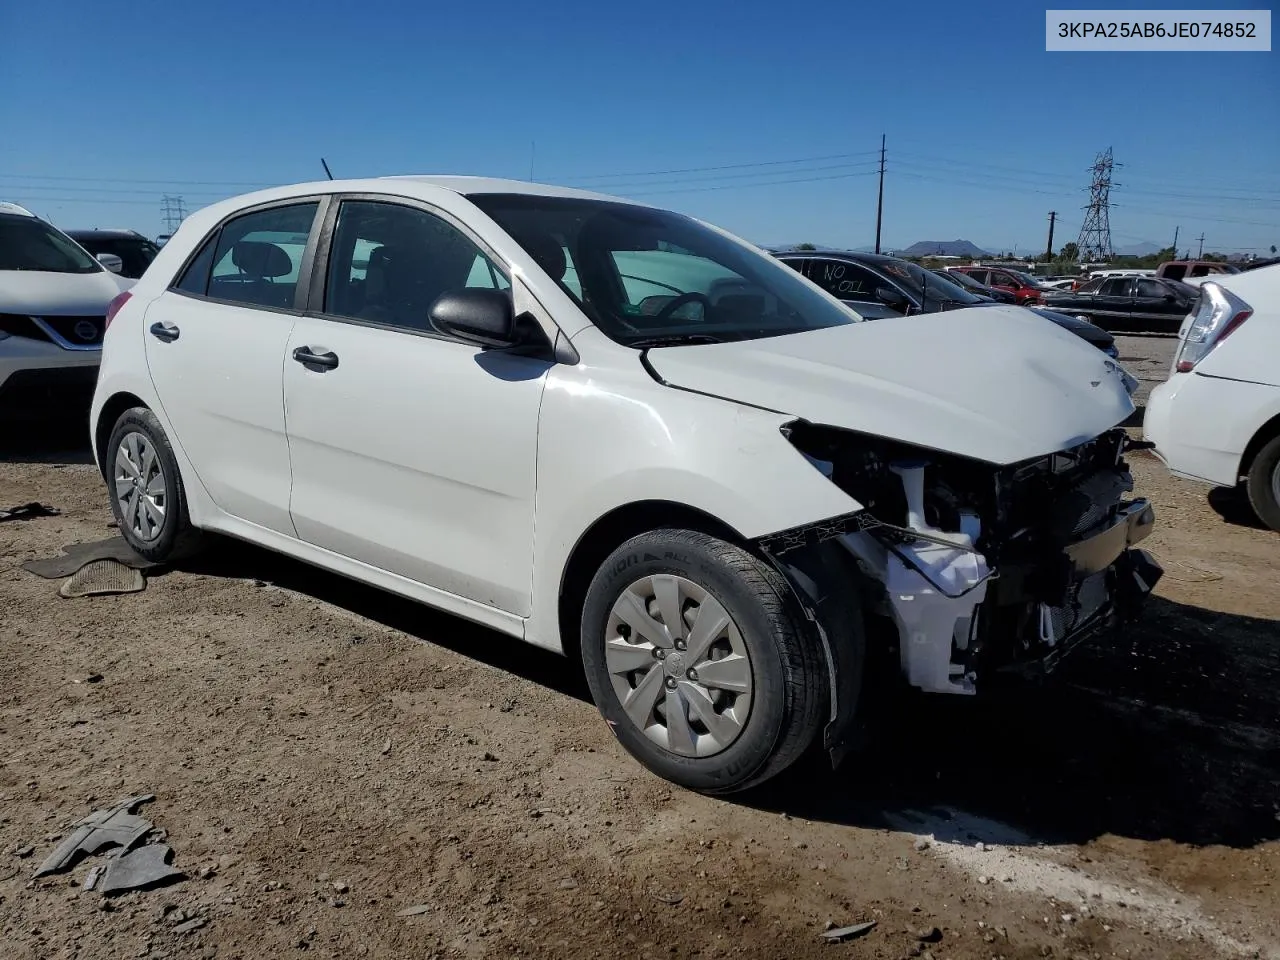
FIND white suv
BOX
[1145,264,1280,530]
[91,176,1160,792]
[1,202,133,421]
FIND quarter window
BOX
[323,200,508,334]
[198,203,319,309]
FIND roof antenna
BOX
[528,141,535,182]
[320,158,334,181]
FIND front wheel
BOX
[580,529,827,794]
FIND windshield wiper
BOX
[629,333,725,348]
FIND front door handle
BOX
[292,346,339,370]
[149,321,180,343]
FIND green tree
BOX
[1059,242,1079,262]
[796,242,816,251]
[1271,245,1277,255]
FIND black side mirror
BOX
[429,289,517,348]
[876,286,910,311]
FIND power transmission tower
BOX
[160,195,188,236]
[1045,211,1057,261]
[874,134,886,255]
[1075,147,1118,263]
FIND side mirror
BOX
[1162,292,1177,301]
[876,286,910,311]
[96,252,123,274]
[429,289,517,348]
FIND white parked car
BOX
[1,202,133,421]
[91,177,1161,792]
[1145,264,1280,531]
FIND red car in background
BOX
[946,266,1046,304]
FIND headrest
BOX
[514,233,566,282]
[232,240,292,278]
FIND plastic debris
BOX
[397,904,432,917]
[99,844,182,895]
[822,920,877,942]
[35,795,155,877]
[0,502,59,523]
[59,559,146,598]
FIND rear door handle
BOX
[292,346,339,370]
[149,321,180,343]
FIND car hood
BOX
[1026,306,1113,344]
[644,305,1135,465]
[0,269,133,315]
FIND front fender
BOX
[525,345,860,652]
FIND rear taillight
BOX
[1174,282,1251,373]
[104,291,132,330]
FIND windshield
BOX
[878,259,985,304]
[467,194,858,346]
[0,214,101,274]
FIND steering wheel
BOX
[654,291,713,322]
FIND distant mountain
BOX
[897,239,990,258]
[1115,241,1163,256]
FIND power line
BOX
[564,159,881,191]
[623,168,882,197]
[558,150,881,183]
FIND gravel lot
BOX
[2,336,1277,960]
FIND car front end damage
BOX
[758,421,1162,764]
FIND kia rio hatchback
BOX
[91,177,1161,793]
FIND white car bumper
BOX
[1144,372,1263,487]
[0,335,101,418]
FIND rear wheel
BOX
[106,407,202,562]
[1245,434,1280,532]
[580,529,827,794]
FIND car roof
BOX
[0,201,36,217]
[65,228,148,239]
[773,249,906,266]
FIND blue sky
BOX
[2,0,1276,255]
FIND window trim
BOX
[304,192,516,346]
[166,195,330,315]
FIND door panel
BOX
[143,201,321,533]
[283,319,549,614]
[283,197,548,616]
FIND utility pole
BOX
[874,134,886,255]
[1172,225,1179,258]
[1197,233,1205,258]
[1046,211,1057,261]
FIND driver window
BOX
[323,200,507,334]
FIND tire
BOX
[580,529,827,794]
[105,407,203,563]
[1245,433,1280,533]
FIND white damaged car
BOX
[90,177,1161,792]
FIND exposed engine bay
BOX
[762,421,1163,700]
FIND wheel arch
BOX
[556,499,746,667]
[94,391,149,480]
[1240,410,1280,480]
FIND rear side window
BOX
[1099,277,1130,296]
[1135,279,1167,298]
[807,259,882,302]
[174,203,319,309]
[1161,264,1187,281]
[174,234,218,295]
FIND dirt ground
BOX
[1,336,1277,960]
